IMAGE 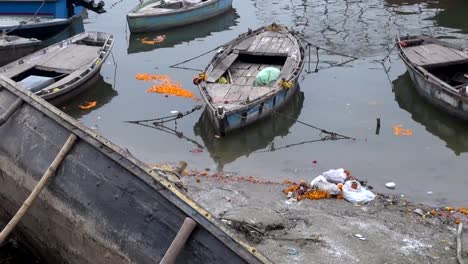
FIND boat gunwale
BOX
[0,75,271,264]
[127,0,224,18]
[397,35,468,102]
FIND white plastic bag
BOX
[342,180,375,204]
[322,168,348,184]
[310,175,340,195]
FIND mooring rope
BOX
[124,105,203,124]
[169,46,222,70]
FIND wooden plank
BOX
[249,87,273,101]
[233,76,248,85]
[245,77,256,86]
[207,53,239,83]
[280,57,297,79]
[41,44,101,71]
[256,37,272,53]
[235,37,256,51]
[278,38,293,54]
[224,85,243,102]
[246,35,263,53]
[244,64,260,78]
[270,37,284,53]
[206,83,232,103]
[238,86,253,102]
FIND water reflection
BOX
[41,16,85,47]
[433,0,468,33]
[194,91,304,171]
[393,73,468,155]
[127,9,239,54]
[60,74,118,119]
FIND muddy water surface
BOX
[67,0,468,207]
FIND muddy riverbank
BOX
[179,169,467,264]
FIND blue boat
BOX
[127,0,233,33]
[0,0,104,40]
[196,24,305,136]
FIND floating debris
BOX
[78,101,97,110]
[141,35,166,45]
[135,73,199,101]
[393,124,413,136]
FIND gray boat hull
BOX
[401,54,468,121]
[0,77,269,264]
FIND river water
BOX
[64,0,468,208]
[2,0,468,263]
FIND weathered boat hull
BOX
[0,76,270,264]
[0,32,114,106]
[206,82,301,135]
[127,0,233,33]
[399,51,468,122]
[0,38,41,66]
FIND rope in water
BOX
[124,105,203,125]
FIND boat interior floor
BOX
[206,62,283,111]
[138,0,204,14]
[427,63,468,90]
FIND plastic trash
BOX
[342,180,375,204]
[253,67,281,86]
[322,168,348,184]
[18,75,55,93]
[385,182,396,189]
[310,175,340,195]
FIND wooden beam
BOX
[160,217,197,264]
[0,134,78,245]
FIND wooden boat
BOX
[0,35,41,66]
[196,24,305,136]
[397,35,468,121]
[0,75,270,263]
[195,90,304,171]
[0,31,113,105]
[127,0,233,33]
[393,73,468,156]
[127,8,238,54]
[0,0,104,40]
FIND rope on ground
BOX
[169,46,221,70]
[458,222,464,264]
[124,105,203,125]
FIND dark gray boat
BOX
[196,24,305,136]
[0,32,113,105]
[0,35,41,66]
[397,35,468,121]
[0,76,270,263]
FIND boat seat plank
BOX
[206,83,232,102]
[270,37,285,53]
[278,38,293,54]
[207,53,239,83]
[245,35,263,53]
[1,63,36,78]
[40,44,102,71]
[404,44,468,66]
[254,36,273,53]
[210,85,273,109]
[235,37,256,51]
